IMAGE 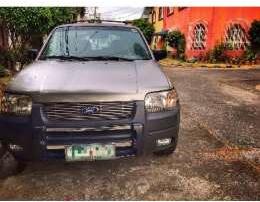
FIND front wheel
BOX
[0,142,20,179]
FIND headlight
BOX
[145,89,178,112]
[0,93,32,116]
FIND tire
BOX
[154,138,178,156]
[0,142,20,179]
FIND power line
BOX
[101,8,143,20]
[115,9,143,20]
[100,7,132,15]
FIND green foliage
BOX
[243,47,256,62]
[166,30,186,60]
[0,7,79,33]
[248,20,260,54]
[0,7,83,69]
[132,19,154,44]
[208,42,228,63]
[0,8,80,47]
[0,64,6,77]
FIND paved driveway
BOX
[0,67,259,200]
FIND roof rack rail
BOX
[73,19,132,25]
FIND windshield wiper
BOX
[41,55,135,61]
[41,55,90,61]
[85,56,134,61]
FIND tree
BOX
[132,19,154,44]
[166,30,186,60]
[248,20,260,54]
[0,7,84,68]
[0,8,83,48]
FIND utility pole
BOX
[94,7,97,20]
[85,7,100,20]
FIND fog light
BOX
[9,144,23,151]
[157,138,172,146]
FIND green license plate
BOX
[65,144,116,161]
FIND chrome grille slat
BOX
[46,124,131,132]
[46,106,134,110]
[43,102,135,121]
[45,111,131,116]
[45,108,132,114]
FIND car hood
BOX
[7,60,171,102]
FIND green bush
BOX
[248,20,260,54]
[0,64,6,77]
[166,30,186,60]
[207,42,228,63]
[0,49,12,68]
[0,48,24,69]
[132,19,155,44]
[243,47,256,63]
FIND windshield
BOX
[39,26,152,61]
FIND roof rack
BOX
[73,19,132,25]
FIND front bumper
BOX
[0,101,180,161]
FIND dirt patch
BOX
[201,147,260,172]
[0,76,11,98]
[146,171,222,200]
[256,84,260,91]
[0,82,5,98]
[221,79,260,93]
[220,83,259,104]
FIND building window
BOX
[191,23,207,50]
[225,23,249,50]
[151,11,156,24]
[158,7,163,21]
[166,7,174,16]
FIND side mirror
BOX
[27,49,38,60]
[153,50,167,61]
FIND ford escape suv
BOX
[0,22,180,177]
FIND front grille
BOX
[42,102,136,121]
[44,124,138,158]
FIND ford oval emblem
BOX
[80,106,100,115]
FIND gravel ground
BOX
[164,67,260,149]
[0,67,259,200]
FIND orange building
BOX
[147,7,260,59]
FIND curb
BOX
[159,60,260,70]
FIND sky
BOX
[98,7,144,21]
